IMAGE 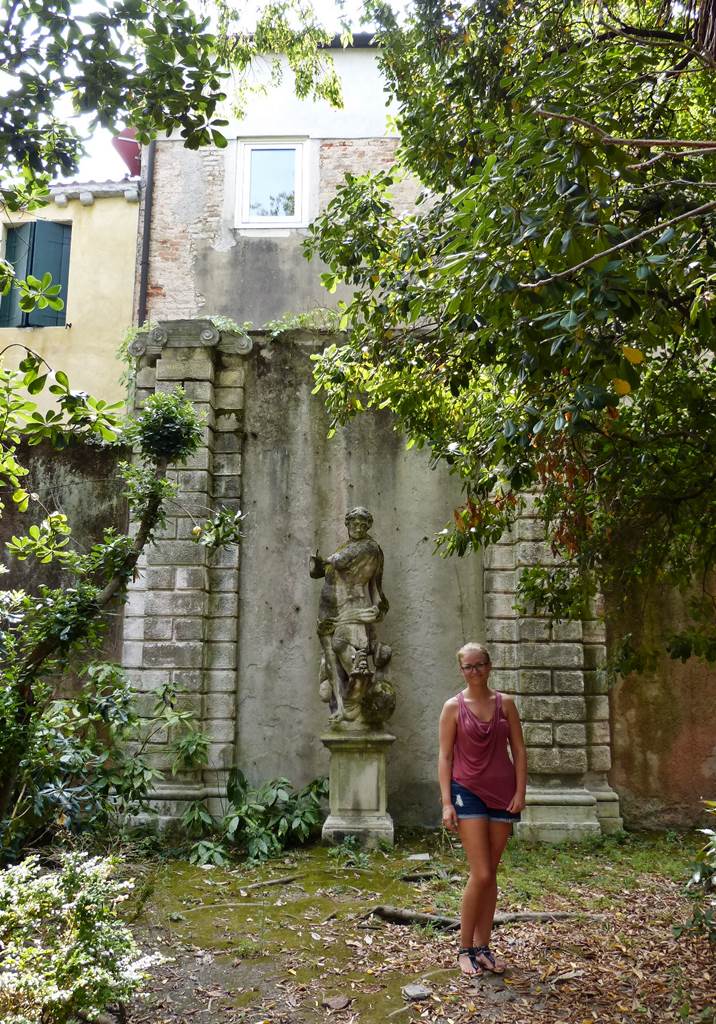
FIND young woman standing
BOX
[438,642,527,976]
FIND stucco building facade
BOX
[0,180,139,407]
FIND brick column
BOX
[484,494,622,840]
[123,320,250,819]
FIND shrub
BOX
[0,851,161,1023]
[0,664,208,861]
[186,769,328,865]
[0,370,241,863]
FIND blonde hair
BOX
[456,642,491,668]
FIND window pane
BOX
[248,148,296,218]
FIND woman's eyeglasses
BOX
[461,662,489,672]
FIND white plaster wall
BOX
[227,48,396,139]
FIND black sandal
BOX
[457,946,482,976]
[474,944,505,974]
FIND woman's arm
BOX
[503,695,527,814]
[438,700,458,831]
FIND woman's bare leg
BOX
[457,818,492,960]
[472,821,512,964]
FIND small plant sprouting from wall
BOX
[263,307,342,339]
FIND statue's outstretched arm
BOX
[375,550,389,615]
[309,549,327,579]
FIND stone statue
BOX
[310,508,396,728]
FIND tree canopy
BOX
[306,0,716,666]
[0,0,345,308]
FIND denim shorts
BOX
[451,780,521,823]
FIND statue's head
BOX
[345,506,373,539]
[345,507,373,527]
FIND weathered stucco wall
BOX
[237,334,483,824]
[140,48,420,328]
[2,441,128,663]
[122,322,627,839]
[609,589,716,827]
[124,322,483,825]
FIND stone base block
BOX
[146,782,226,825]
[321,729,395,848]
[588,785,624,833]
[322,813,394,849]
[516,786,601,843]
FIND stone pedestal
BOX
[321,730,395,848]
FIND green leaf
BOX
[27,375,47,395]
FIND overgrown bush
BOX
[0,661,208,860]
[0,851,161,1024]
[185,769,328,865]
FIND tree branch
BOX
[605,23,686,43]
[0,343,53,371]
[534,108,716,150]
[521,200,716,289]
[370,905,598,929]
[595,26,709,65]
[0,457,171,821]
[628,147,716,170]
[3,0,21,37]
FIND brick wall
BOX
[138,136,423,326]
[143,145,226,322]
[319,138,422,212]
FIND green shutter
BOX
[27,221,71,327]
[0,223,33,327]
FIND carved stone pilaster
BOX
[483,495,622,841]
[122,319,250,819]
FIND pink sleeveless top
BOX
[452,691,516,810]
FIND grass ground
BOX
[124,830,714,1024]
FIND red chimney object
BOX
[112,127,141,177]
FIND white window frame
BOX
[235,139,309,229]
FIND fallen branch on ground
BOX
[371,905,599,930]
[400,870,462,882]
[241,873,303,891]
